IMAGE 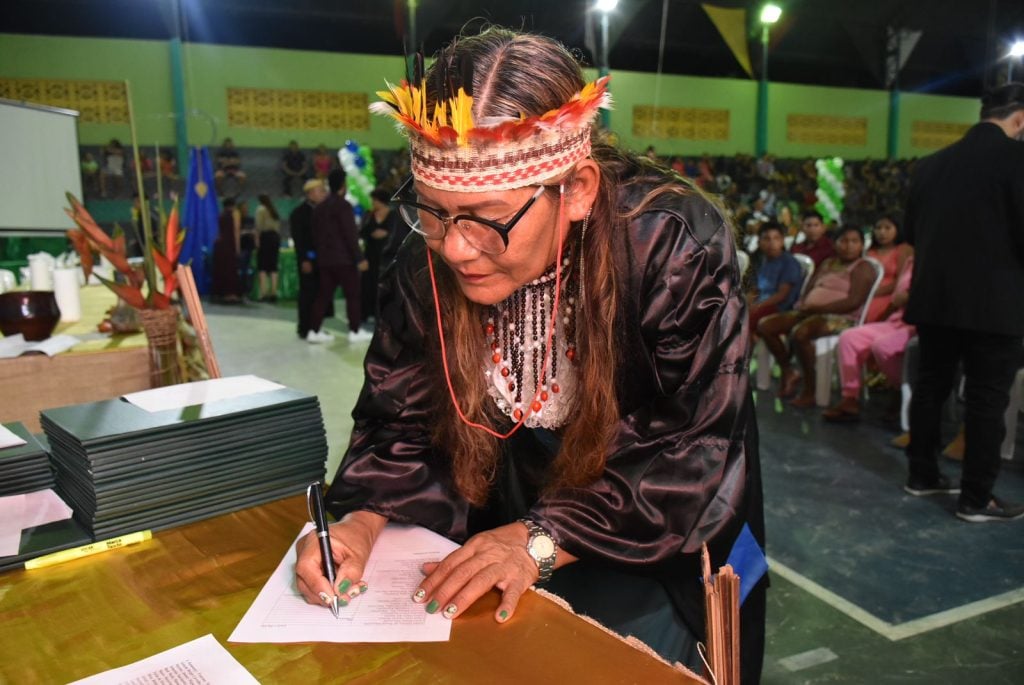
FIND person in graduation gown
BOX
[294,27,765,682]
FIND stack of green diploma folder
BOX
[0,422,55,496]
[39,384,328,539]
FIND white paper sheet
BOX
[0,333,80,359]
[229,523,460,644]
[0,489,74,555]
[0,495,25,555]
[121,375,286,413]
[0,423,28,449]
[67,634,259,685]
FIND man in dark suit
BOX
[903,82,1024,522]
[290,178,329,339]
[307,169,371,344]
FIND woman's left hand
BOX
[413,523,540,623]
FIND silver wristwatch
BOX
[519,518,556,584]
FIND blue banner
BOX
[180,147,219,294]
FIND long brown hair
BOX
[426,27,694,505]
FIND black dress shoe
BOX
[904,474,960,496]
[956,496,1024,522]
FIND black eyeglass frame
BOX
[389,176,550,254]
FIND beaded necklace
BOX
[483,255,579,429]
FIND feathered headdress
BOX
[370,73,611,192]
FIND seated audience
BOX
[823,259,915,421]
[159,150,179,181]
[747,221,803,335]
[791,211,835,267]
[100,138,125,198]
[757,227,875,407]
[281,140,308,196]
[313,144,334,179]
[215,137,247,194]
[80,152,100,196]
[864,213,912,322]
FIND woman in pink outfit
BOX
[823,258,915,421]
[864,214,913,323]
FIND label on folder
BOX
[122,375,286,413]
[0,424,28,450]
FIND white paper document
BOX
[122,375,286,413]
[0,489,74,556]
[68,634,259,685]
[229,523,460,644]
[0,424,28,449]
[0,333,80,359]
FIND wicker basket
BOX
[138,307,183,387]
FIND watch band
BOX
[519,518,556,585]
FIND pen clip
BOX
[306,482,317,523]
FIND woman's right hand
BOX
[294,510,387,608]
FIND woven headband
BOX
[370,76,611,192]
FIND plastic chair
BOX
[899,336,918,432]
[812,256,885,406]
[900,338,1019,460]
[736,250,750,279]
[1000,367,1024,460]
[754,255,816,391]
[0,269,15,293]
[792,254,816,298]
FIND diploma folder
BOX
[0,422,55,496]
[38,384,328,540]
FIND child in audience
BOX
[864,213,913,322]
[823,258,915,421]
[758,227,876,407]
[747,221,804,337]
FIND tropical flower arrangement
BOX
[64,192,183,310]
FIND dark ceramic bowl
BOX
[0,291,61,341]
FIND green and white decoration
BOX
[338,140,375,220]
[815,157,845,225]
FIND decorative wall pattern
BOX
[786,114,868,146]
[632,105,730,141]
[910,120,970,149]
[0,78,128,123]
[226,88,369,131]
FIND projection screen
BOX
[0,99,83,235]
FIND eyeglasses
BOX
[390,176,548,255]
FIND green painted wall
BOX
[0,33,175,146]
[897,92,979,158]
[0,32,981,159]
[766,83,890,159]
[606,69,757,156]
[182,43,407,149]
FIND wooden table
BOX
[0,286,150,433]
[0,496,705,684]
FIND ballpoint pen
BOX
[307,481,340,618]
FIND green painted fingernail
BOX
[499,610,508,620]
[338,579,352,593]
[426,599,439,614]
[337,596,349,608]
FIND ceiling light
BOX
[760,4,782,25]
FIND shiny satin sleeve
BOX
[324,244,469,540]
[531,192,754,565]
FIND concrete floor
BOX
[207,300,1024,683]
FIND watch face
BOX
[531,535,555,559]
